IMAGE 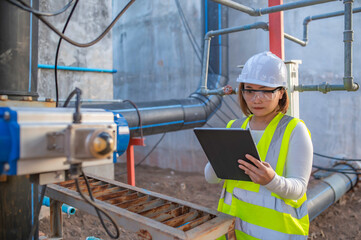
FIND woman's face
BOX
[242,83,284,118]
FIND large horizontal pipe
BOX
[307,164,358,221]
[82,76,225,137]
[211,0,337,16]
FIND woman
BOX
[204,52,313,240]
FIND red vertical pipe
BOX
[126,144,135,186]
[268,0,284,60]
[126,137,145,186]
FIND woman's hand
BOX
[238,154,275,185]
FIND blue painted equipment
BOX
[0,107,130,176]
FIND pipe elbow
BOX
[343,77,359,91]
[303,16,312,26]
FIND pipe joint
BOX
[318,82,332,94]
[343,0,354,4]
[343,30,354,42]
[343,77,359,91]
[252,8,262,17]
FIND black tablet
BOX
[194,128,260,181]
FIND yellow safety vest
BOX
[217,112,310,240]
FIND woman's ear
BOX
[279,89,285,100]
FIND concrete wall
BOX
[37,0,115,178]
[37,0,113,101]
[113,0,210,172]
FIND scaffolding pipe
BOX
[307,164,358,221]
[211,0,337,16]
[200,22,269,95]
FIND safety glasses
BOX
[241,87,283,101]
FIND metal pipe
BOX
[43,196,76,215]
[303,7,361,42]
[343,0,358,91]
[294,83,347,93]
[284,32,307,46]
[211,0,337,16]
[38,64,117,73]
[307,164,358,221]
[200,22,269,95]
[210,0,258,16]
[295,1,359,93]
[259,0,337,15]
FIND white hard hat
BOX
[236,51,287,88]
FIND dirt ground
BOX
[39,163,361,240]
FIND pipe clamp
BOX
[343,30,354,42]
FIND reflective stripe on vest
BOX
[217,113,309,239]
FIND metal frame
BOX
[46,174,235,240]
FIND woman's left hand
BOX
[238,154,275,185]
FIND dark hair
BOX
[238,83,289,116]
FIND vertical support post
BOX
[268,0,284,60]
[285,61,301,118]
[50,199,63,238]
[0,176,35,239]
[126,137,145,186]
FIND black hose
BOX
[55,0,80,107]
[76,172,120,239]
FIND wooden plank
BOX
[177,215,212,232]
[151,206,188,222]
[95,188,129,201]
[117,195,151,209]
[127,198,165,213]
[105,192,138,204]
[163,211,199,228]
[139,202,178,218]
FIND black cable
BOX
[119,133,167,175]
[10,0,135,48]
[314,152,361,162]
[229,95,239,106]
[135,133,166,168]
[75,173,120,239]
[28,185,47,240]
[55,0,80,107]
[222,98,239,119]
[7,0,75,17]
[313,165,361,175]
[174,0,202,63]
[63,87,82,123]
[123,100,144,139]
[175,0,239,124]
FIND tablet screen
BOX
[194,128,260,181]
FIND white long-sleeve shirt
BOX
[204,121,313,200]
